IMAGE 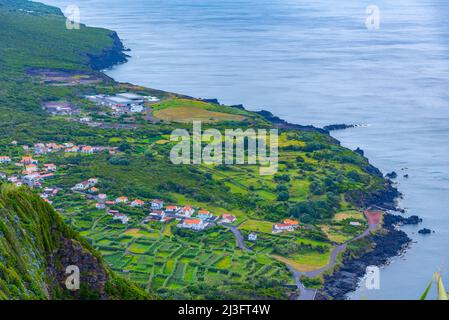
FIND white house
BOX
[95,203,106,210]
[115,196,128,204]
[178,219,207,231]
[177,206,194,217]
[113,213,129,224]
[272,223,294,234]
[44,163,57,171]
[151,199,164,210]
[0,156,11,164]
[97,193,107,201]
[221,213,237,224]
[150,210,166,219]
[130,105,144,113]
[131,199,145,207]
[73,181,91,191]
[248,232,258,241]
[165,205,179,213]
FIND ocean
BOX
[40,0,449,299]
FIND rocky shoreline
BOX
[88,31,129,71]
[316,213,413,300]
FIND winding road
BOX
[225,215,380,300]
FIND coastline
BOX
[84,20,415,301]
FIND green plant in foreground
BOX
[420,272,448,300]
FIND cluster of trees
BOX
[273,241,328,256]
[288,192,341,223]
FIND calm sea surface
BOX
[41,0,449,299]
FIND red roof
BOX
[284,219,299,226]
[184,219,201,225]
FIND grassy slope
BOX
[0,183,150,299]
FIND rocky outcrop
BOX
[88,32,129,70]
[47,238,108,299]
[255,110,328,133]
[323,124,355,131]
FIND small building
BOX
[145,96,160,103]
[178,219,207,231]
[21,156,38,164]
[178,205,194,217]
[89,187,99,193]
[248,232,258,241]
[95,203,106,210]
[43,101,73,115]
[116,93,145,103]
[0,156,11,164]
[150,210,166,219]
[151,199,164,210]
[72,181,91,191]
[221,213,237,224]
[113,213,129,224]
[115,196,129,204]
[130,105,144,113]
[197,210,212,221]
[44,163,57,171]
[25,164,38,172]
[81,146,94,154]
[349,221,361,226]
[165,205,179,213]
[97,193,107,201]
[131,199,145,207]
[283,219,300,227]
[88,178,98,185]
[272,223,294,234]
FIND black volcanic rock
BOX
[418,228,432,235]
[323,123,355,131]
[318,213,411,300]
[384,214,422,226]
[354,147,364,156]
[386,171,398,179]
[88,32,129,70]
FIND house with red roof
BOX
[177,205,194,217]
[131,199,145,207]
[151,199,164,210]
[272,223,294,234]
[165,205,179,213]
[178,218,207,231]
[115,196,128,204]
[0,156,11,164]
[221,213,237,224]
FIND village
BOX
[0,140,306,243]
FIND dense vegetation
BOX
[0,183,149,299]
[0,0,392,299]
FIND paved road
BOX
[294,222,379,299]
[221,221,379,300]
[224,224,251,251]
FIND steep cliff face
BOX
[0,184,150,300]
[87,31,129,70]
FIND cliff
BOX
[0,184,150,300]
